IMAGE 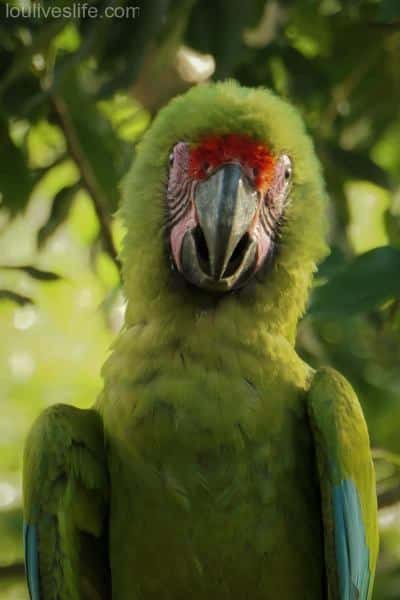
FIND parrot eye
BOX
[169,152,174,166]
[281,154,292,182]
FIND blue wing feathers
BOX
[332,479,370,600]
[24,522,40,600]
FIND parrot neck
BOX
[121,277,310,366]
[122,262,315,349]
[99,259,316,423]
[98,287,314,435]
[114,223,322,387]
[98,283,314,451]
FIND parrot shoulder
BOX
[23,404,110,599]
[307,367,379,600]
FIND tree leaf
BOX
[37,183,80,248]
[316,245,347,281]
[0,265,61,281]
[53,70,133,213]
[0,290,33,306]
[92,0,175,97]
[322,142,391,190]
[309,246,400,318]
[377,0,400,23]
[0,119,35,214]
[186,0,265,78]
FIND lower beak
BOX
[180,163,259,292]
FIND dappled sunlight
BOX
[1,3,400,598]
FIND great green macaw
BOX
[23,81,378,599]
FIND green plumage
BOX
[23,81,378,599]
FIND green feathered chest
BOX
[100,347,325,600]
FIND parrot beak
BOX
[181,163,259,292]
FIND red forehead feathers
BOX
[189,133,275,190]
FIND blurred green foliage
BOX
[0,0,399,597]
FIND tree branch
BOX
[51,94,121,271]
[0,562,25,579]
[378,484,400,509]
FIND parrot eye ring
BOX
[281,154,292,181]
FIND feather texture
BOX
[308,368,379,600]
[23,405,109,599]
[24,523,40,600]
[332,480,370,599]
[24,82,378,599]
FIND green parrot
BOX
[23,81,379,600]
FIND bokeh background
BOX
[0,1,399,597]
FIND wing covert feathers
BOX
[307,367,378,600]
[23,404,109,600]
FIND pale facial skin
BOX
[166,135,292,293]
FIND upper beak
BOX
[180,163,259,292]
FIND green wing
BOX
[307,367,379,600]
[23,404,110,600]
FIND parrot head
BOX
[167,133,292,292]
[121,81,328,340]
